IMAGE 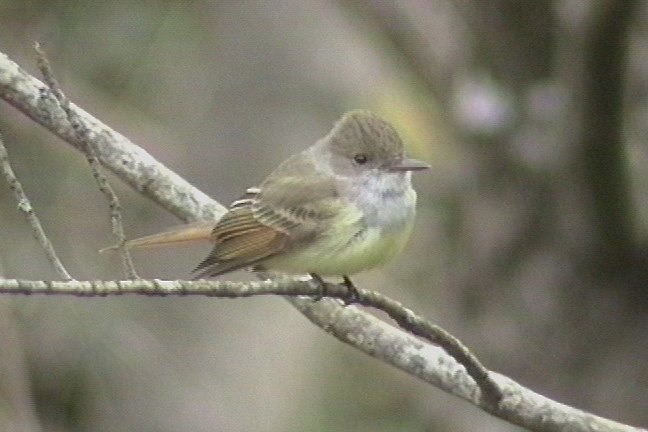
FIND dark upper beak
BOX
[388,158,431,172]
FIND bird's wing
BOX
[193,154,343,278]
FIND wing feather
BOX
[193,151,344,278]
[193,203,290,277]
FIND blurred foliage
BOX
[1,1,647,431]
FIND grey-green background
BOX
[0,1,646,431]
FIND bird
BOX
[105,110,429,297]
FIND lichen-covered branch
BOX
[0,51,224,223]
[0,277,643,432]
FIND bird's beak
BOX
[388,158,431,172]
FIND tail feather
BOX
[99,221,214,253]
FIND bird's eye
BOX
[353,153,368,165]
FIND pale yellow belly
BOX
[263,222,413,276]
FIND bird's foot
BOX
[309,273,327,300]
[342,276,360,305]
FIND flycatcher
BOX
[109,110,429,290]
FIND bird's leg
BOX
[249,265,274,281]
[309,273,327,300]
[342,276,360,304]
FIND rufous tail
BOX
[99,221,214,253]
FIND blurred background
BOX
[1,1,647,431]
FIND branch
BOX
[0,277,644,432]
[0,276,500,405]
[0,51,644,432]
[0,51,224,223]
[33,43,138,279]
[0,132,72,280]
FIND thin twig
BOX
[254,275,498,404]
[0,133,72,280]
[0,276,317,297]
[0,272,494,403]
[33,43,139,279]
[354,289,501,406]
